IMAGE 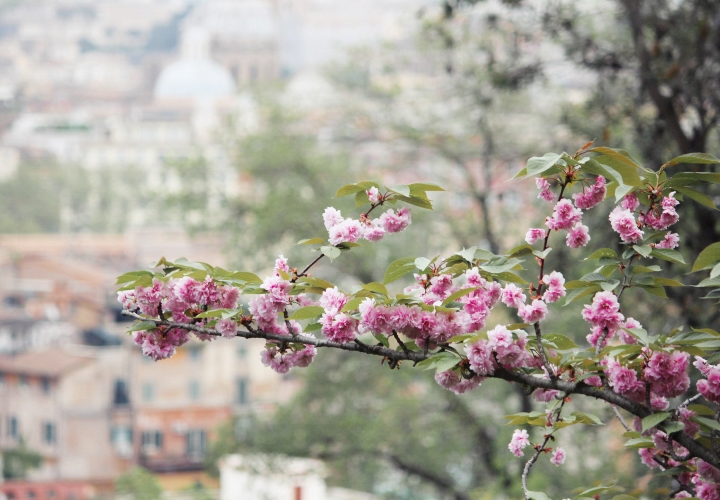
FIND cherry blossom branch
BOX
[121,310,720,469]
[521,396,567,499]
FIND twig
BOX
[533,322,556,380]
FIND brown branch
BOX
[384,452,473,500]
[121,310,720,469]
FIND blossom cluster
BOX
[527,176,603,249]
[611,191,680,248]
[118,276,240,360]
[323,204,411,245]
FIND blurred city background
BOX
[0,0,717,499]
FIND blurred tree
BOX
[114,466,163,500]
[1,439,42,480]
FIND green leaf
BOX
[533,248,552,259]
[688,404,716,417]
[298,237,325,245]
[632,244,652,258]
[665,152,720,166]
[480,257,523,274]
[584,248,619,261]
[362,282,389,296]
[442,287,480,305]
[570,412,603,426]
[662,421,685,434]
[650,248,686,264]
[228,272,263,285]
[543,334,578,350]
[623,437,655,449]
[195,309,228,318]
[692,416,720,432]
[493,272,527,284]
[416,352,459,372]
[564,285,600,305]
[393,194,433,209]
[321,246,342,261]
[335,184,365,197]
[590,147,643,186]
[300,276,335,290]
[128,321,157,332]
[641,412,671,432]
[666,171,720,187]
[674,186,717,209]
[415,257,431,270]
[506,244,535,257]
[408,182,445,193]
[574,485,617,498]
[289,306,325,320]
[693,242,720,272]
[653,277,683,287]
[116,271,154,285]
[373,333,390,347]
[383,257,417,285]
[637,284,668,298]
[341,297,365,312]
[524,152,562,177]
[455,246,478,263]
[388,185,411,197]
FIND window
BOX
[40,377,51,394]
[142,382,154,402]
[114,379,130,406]
[26,490,36,499]
[0,372,5,386]
[294,486,303,500]
[236,346,247,358]
[188,381,200,401]
[111,426,133,458]
[186,429,206,458]
[236,378,248,406]
[42,422,56,444]
[141,430,163,452]
[18,375,28,389]
[7,415,18,439]
[188,346,201,361]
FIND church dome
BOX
[154,58,236,100]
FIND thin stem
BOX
[295,254,325,280]
[522,397,567,499]
[611,406,631,432]
[534,322,555,380]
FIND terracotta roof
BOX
[0,349,93,377]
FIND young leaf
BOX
[335,184,365,197]
[524,152,562,177]
[665,152,720,166]
[641,412,671,432]
[692,242,720,272]
[128,321,157,332]
[383,257,417,285]
[362,282,389,296]
[321,246,342,261]
[650,248,686,264]
[289,306,325,320]
[298,237,325,245]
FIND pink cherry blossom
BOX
[542,271,566,303]
[582,291,624,332]
[216,318,237,339]
[550,447,566,466]
[328,218,362,245]
[566,223,590,248]
[380,207,412,233]
[609,206,643,242]
[518,299,548,324]
[622,192,640,211]
[508,429,531,457]
[617,317,641,344]
[546,199,583,231]
[366,186,381,204]
[323,207,344,230]
[573,176,606,209]
[525,228,547,244]
[656,232,680,249]
[536,178,555,202]
[502,284,526,308]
